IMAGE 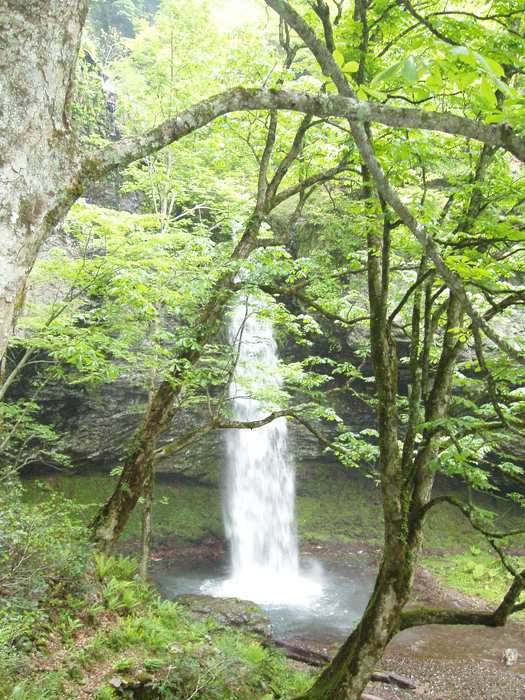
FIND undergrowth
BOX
[0,479,313,700]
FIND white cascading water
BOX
[203,302,322,606]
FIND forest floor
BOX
[372,564,525,700]
[16,472,525,699]
[147,538,525,700]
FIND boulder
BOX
[173,593,272,638]
[501,648,518,666]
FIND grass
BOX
[425,544,525,617]
[22,465,387,548]
[4,464,525,699]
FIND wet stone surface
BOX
[173,593,272,639]
[154,545,525,699]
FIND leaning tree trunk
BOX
[297,536,414,700]
[89,215,263,552]
[89,351,210,554]
[0,0,89,360]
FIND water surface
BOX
[154,556,375,640]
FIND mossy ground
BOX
[21,462,525,606]
[22,473,224,544]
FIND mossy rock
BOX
[174,594,271,638]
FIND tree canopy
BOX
[1,1,525,699]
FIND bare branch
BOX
[387,268,434,326]
[419,494,525,540]
[473,326,525,440]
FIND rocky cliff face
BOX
[11,339,378,485]
[8,271,380,485]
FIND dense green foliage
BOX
[0,483,312,700]
[2,0,525,698]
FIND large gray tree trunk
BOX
[0,0,89,360]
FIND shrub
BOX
[0,478,94,668]
[0,480,93,608]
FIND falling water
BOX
[226,303,298,574]
[202,301,322,606]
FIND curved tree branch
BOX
[79,87,525,193]
[261,0,525,367]
[418,493,525,540]
[399,607,503,631]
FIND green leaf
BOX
[459,52,477,68]
[484,112,505,124]
[448,46,477,68]
[460,71,478,89]
[448,45,470,56]
[333,49,344,68]
[480,77,497,108]
[401,56,419,83]
[426,65,443,88]
[371,59,405,85]
[474,52,505,77]
[361,86,386,100]
[412,88,430,100]
[342,61,359,74]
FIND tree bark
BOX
[297,547,413,700]
[137,466,154,582]
[88,258,244,552]
[295,293,463,700]
[0,0,89,360]
[137,355,158,581]
[81,88,525,185]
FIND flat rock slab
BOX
[173,594,272,638]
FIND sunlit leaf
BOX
[401,56,419,83]
[342,61,359,74]
[333,49,344,67]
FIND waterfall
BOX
[225,302,299,580]
[202,301,322,606]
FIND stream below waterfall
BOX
[153,557,375,641]
[152,556,525,676]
